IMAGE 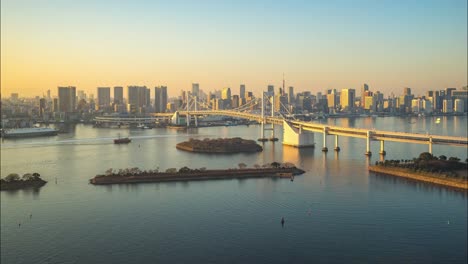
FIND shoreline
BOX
[368,166,467,190]
[90,167,304,185]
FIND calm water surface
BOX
[1,116,467,263]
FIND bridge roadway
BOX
[95,110,468,151]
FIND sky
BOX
[1,0,467,98]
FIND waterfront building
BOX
[127,86,149,114]
[403,87,412,96]
[443,99,453,113]
[340,88,355,112]
[155,86,168,113]
[423,99,433,113]
[454,99,464,113]
[327,93,337,110]
[58,86,76,113]
[361,83,369,107]
[411,98,423,113]
[452,90,467,112]
[97,87,111,110]
[114,86,123,104]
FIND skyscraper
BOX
[127,86,148,113]
[403,87,412,96]
[221,87,231,100]
[240,84,245,99]
[340,88,356,111]
[155,86,168,113]
[267,85,274,95]
[58,86,76,112]
[97,87,111,110]
[192,83,200,97]
[288,86,294,105]
[361,83,369,107]
[114,86,123,104]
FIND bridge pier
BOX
[429,136,433,154]
[334,135,340,151]
[282,121,314,147]
[365,130,372,156]
[379,140,386,155]
[322,127,328,152]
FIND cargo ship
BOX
[1,127,58,138]
[114,137,131,144]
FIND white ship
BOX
[1,127,59,138]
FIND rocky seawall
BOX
[368,166,467,190]
[90,167,305,185]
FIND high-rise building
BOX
[361,83,369,106]
[58,86,76,112]
[39,98,46,117]
[240,85,245,99]
[232,95,240,109]
[192,83,200,97]
[454,99,464,113]
[155,86,168,113]
[446,88,456,99]
[267,85,274,95]
[97,87,111,110]
[221,87,231,100]
[114,86,123,104]
[288,86,294,105]
[443,99,453,113]
[340,89,355,111]
[127,86,148,113]
[403,87,412,96]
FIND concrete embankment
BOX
[90,168,305,185]
[368,166,467,190]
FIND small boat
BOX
[114,134,131,144]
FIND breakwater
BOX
[368,166,467,190]
[90,167,305,185]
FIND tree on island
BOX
[238,163,247,169]
[439,155,447,161]
[270,162,281,168]
[4,173,20,182]
[418,152,433,161]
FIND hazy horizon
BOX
[1,0,467,98]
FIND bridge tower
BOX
[258,91,278,142]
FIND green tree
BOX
[5,173,20,182]
[270,162,281,168]
[22,173,34,181]
[439,155,447,161]
[419,152,433,161]
[238,163,247,169]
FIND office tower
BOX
[446,88,456,98]
[267,85,274,95]
[452,90,467,112]
[240,85,245,99]
[97,87,111,110]
[454,99,464,113]
[443,99,453,113]
[192,83,200,97]
[327,93,337,109]
[288,86,294,105]
[127,86,148,113]
[221,87,231,100]
[47,90,51,100]
[77,90,86,101]
[232,95,240,108]
[340,89,356,111]
[361,83,369,106]
[155,86,168,113]
[58,86,76,112]
[114,86,123,104]
[39,98,46,117]
[403,87,412,96]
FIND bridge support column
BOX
[379,140,386,155]
[334,135,340,151]
[322,127,328,152]
[365,130,372,156]
[429,137,433,154]
[194,96,198,127]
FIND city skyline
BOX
[1,0,467,97]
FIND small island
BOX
[369,152,468,190]
[90,162,304,185]
[0,173,47,191]
[176,137,263,153]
